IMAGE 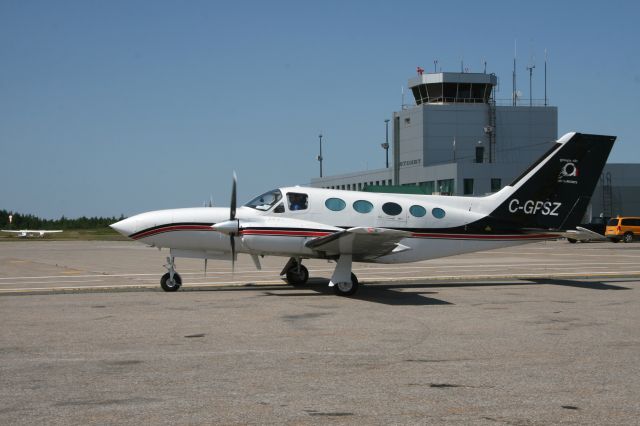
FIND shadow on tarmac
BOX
[170,275,635,306]
[525,278,630,290]
[263,279,453,306]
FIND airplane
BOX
[110,132,616,296]
[1,229,63,238]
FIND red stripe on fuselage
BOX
[240,229,332,237]
[410,232,554,240]
[132,224,555,242]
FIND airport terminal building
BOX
[311,70,640,219]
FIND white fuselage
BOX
[113,186,551,264]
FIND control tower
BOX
[409,71,497,105]
[312,68,558,196]
[390,70,557,194]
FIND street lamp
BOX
[381,119,390,168]
[317,133,323,178]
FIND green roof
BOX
[363,185,429,195]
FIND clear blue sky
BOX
[1,0,639,219]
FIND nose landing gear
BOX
[161,256,182,292]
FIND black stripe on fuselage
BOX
[130,222,215,239]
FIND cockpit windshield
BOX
[244,189,282,211]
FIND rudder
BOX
[488,132,616,230]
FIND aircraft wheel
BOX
[567,238,577,244]
[161,272,182,292]
[623,232,634,243]
[286,264,309,286]
[334,273,359,297]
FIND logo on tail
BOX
[558,159,579,184]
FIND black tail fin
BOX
[489,132,616,230]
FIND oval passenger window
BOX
[409,205,426,217]
[382,202,402,216]
[432,207,446,219]
[325,198,346,211]
[353,200,374,214]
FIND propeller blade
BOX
[230,171,237,220]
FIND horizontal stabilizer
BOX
[564,226,607,241]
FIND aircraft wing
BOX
[1,230,21,233]
[305,227,412,260]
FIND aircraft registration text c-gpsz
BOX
[508,199,562,216]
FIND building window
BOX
[437,179,454,195]
[463,179,474,195]
[375,181,379,186]
[419,181,435,194]
[353,200,374,214]
[491,178,501,193]
[475,145,485,163]
[388,179,392,185]
[382,202,403,216]
[325,198,346,211]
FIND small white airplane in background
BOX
[1,229,63,238]
[111,132,615,296]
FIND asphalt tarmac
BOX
[1,240,639,424]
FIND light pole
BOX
[317,133,323,178]
[381,119,390,168]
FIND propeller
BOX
[212,172,239,272]
[230,172,237,272]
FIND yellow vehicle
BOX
[605,217,640,243]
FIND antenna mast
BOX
[512,40,517,106]
[526,63,535,107]
[544,49,548,106]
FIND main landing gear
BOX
[281,258,309,287]
[281,256,360,296]
[161,256,182,292]
[328,254,359,296]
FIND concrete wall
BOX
[494,106,558,163]
[590,164,640,218]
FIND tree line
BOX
[0,210,125,230]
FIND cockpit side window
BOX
[273,203,285,213]
[287,192,308,211]
[245,189,282,211]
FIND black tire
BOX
[161,272,182,292]
[286,264,309,286]
[567,238,577,244]
[333,273,359,296]
[623,232,634,243]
